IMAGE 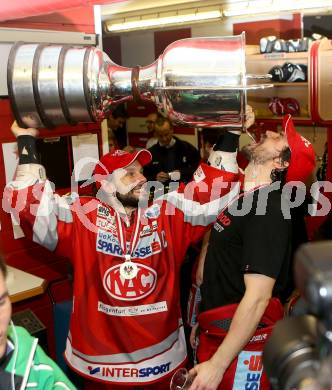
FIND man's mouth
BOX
[250,135,264,147]
[132,182,147,193]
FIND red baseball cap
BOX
[94,149,152,187]
[283,114,316,182]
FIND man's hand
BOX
[11,121,38,138]
[244,105,255,129]
[168,170,181,181]
[189,359,225,390]
[156,171,169,182]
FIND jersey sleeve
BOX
[161,162,241,250]
[3,163,77,261]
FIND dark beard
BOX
[241,145,253,160]
[241,144,275,165]
[116,191,139,208]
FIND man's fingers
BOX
[188,375,199,390]
[11,120,39,138]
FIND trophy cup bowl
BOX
[7,32,272,130]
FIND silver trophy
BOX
[7,32,271,129]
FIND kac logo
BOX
[103,264,157,301]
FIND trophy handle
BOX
[244,73,273,91]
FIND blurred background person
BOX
[108,131,118,153]
[107,103,128,149]
[145,111,159,149]
[144,116,200,185]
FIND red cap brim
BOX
[126,149,152,170]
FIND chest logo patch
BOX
[103,264,157,301]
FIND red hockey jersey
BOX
[5,163,239,385]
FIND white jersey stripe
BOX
[66,325,183,364]
[64,325,187,383]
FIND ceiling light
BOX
[105,7,222,33]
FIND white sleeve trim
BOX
[9,164,46,190]
[207,150,238,174]
[32,363,54,371]
[54,382,72,390]
[164,182,240,226]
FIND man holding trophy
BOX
[5,107,255,388]
[188,114,316,390]
[5,33,316,389]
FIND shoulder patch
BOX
[193,166,206,183]
[144,204,161,219]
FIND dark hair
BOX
[155,115,172,128]
[0,257,7,278]
[280,146,291,165]
[111,103,128,119]
[270,146,291,185]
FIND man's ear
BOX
[273,156,289,170]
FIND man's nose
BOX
[137,172,146,183]
[265,130,276,138]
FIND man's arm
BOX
[4,122,76,258]
[153,107,255,247]
[189,273,275,390]
[160,127,243,250]
[195,230,210,286]
[207,104,254,173]
[9,121,47,186]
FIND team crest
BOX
[103,264,157,301]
